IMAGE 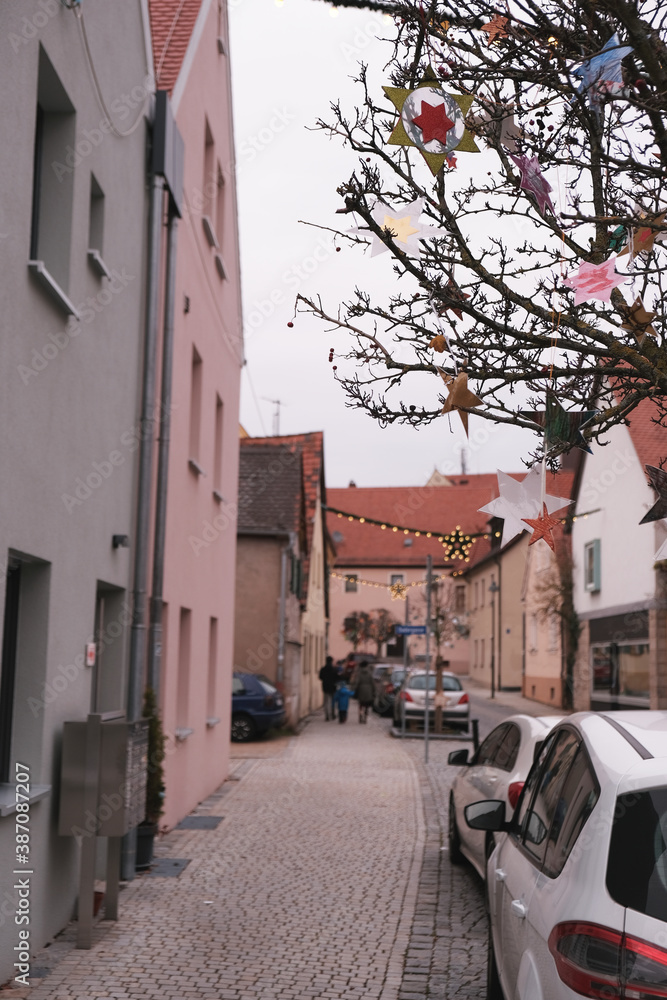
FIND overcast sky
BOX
[228,0,536,488]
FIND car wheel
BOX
[486,916,504,999]
[448,794,464,864]
[231,713,256,743]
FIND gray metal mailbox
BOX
[58,712,149,947]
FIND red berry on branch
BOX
[336,247,341,252]
[287,321,294,328]
[332,365,337,371]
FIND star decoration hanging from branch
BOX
[478,468,571,546]
[522,503,563,551]
[349,198,448,259]
[618,213,666,261]
[439,371,483,437]
[621,297,657,345]
[639,466,667,524]
[509,154,555,216]
[383,68,480,175]
[521,392,595,454]
[563,257,626,305]
[572,32,633,108]
[436,279,471,320]
[481,14,509,42]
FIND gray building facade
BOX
[0,0,153,981]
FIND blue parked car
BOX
[231,672,285,742]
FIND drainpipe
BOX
[495,557,502,691]
[127,174,164,724]
[277,542,290,685]
[147,208,178,698]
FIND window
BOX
[390,574,404,586]
[202,119,217,247]
[29,47,76,310]
[607,787,667,921]
[455,585,466,612]
[473,639,478,669]
[481,578,486,607]
[475,724,508,766]
[207,617,218,719]
[519,729,580,865]
[188,346,203,470]
[213,394,224,495]
[584,539,601,592]
[543,745,598,877]
[529,614,538,652]
[92,583,126,714]
[548,614,559,653]
[177,608,191,729]
[494,724,521,772]
[87,173,109,279]
[290,554,302,597]
[481,638,485,668]
[215,163,225,246]
[473,581,478,609]
[591,642,650,699]
[345,574,358,593]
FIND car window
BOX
[475,725,509,766]
[258,679,277,695]
[542,745,599,877]
[442,676,462,692]
[514,731,558,835]
[520,729,580,864]
[607,787,667,922]
[409,675,436,691]
[232,677,246,695]
[494,724,521,772]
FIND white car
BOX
[395,670,469,729]
[447,714,562,880]
[465,711,667,1000]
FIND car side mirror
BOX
[448,748,470,766]
[464,800,507,832]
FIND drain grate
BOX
[148,858,191,877]
[176,815,223,830]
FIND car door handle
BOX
[495,868,506,883]
[511,899,527,919]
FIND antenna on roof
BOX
[262,398,285,436]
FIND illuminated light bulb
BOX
[275,0,284,6]
[348,516,354,521]
[337,512,343,518]
[438,536,444,542]
[381,524,386,530]
[415,531,421,537]
[330,5,339,15]
[426,532,432,538]
[392,526,398,532]
[404,529,409,534]
[359,517,365,523]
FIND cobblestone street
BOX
[19,711,489,1000]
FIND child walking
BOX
[333,681,353,723]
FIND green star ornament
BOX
[383,67,480,175]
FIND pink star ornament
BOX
[563,257,627,305]
[510,154,555,216]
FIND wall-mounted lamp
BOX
[112,534,130,549]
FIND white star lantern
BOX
[350,198,448,260]
[478,468,572,546]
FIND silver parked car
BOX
[394,670,469,730]
[447,714,562,879]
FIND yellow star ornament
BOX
[439,371,483,437]
[383,67,480,175]
[383,214,420,244]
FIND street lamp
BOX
[489,579,500,700]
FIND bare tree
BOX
[300,0,667,464]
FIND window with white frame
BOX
[584,539,601,592]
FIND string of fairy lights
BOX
[330,571,451,601]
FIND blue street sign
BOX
[395,624,427,636]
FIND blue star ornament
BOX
[572,33,633,106]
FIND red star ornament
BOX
[411,101,455,145]
[522,503,562,551]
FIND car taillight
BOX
[458,692,469,705]
[549,922,667,998]
[401,691,413,702]
[507,781,524,809]
[385,683,394,694]
[263,695,275,708]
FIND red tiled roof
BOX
[241,433,325,592]
[624,396,667,473]
[148,0,203,94]
[327,470,576,571]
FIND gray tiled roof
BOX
[237,444,303,534]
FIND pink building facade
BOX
[149,0,243,829]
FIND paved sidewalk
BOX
[20,715,425,1000]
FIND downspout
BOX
[147,208,178,698]
[277,541,290,685]
[495,556,502,691]
[128,174,165,723]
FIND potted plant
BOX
[135,687,165,871]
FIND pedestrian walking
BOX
[319,655,338,721]
[353,660,375,724]
[332,681,353,723]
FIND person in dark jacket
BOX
[319,655,338,721]
[353,660,375,724]
[333,681,354,723]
